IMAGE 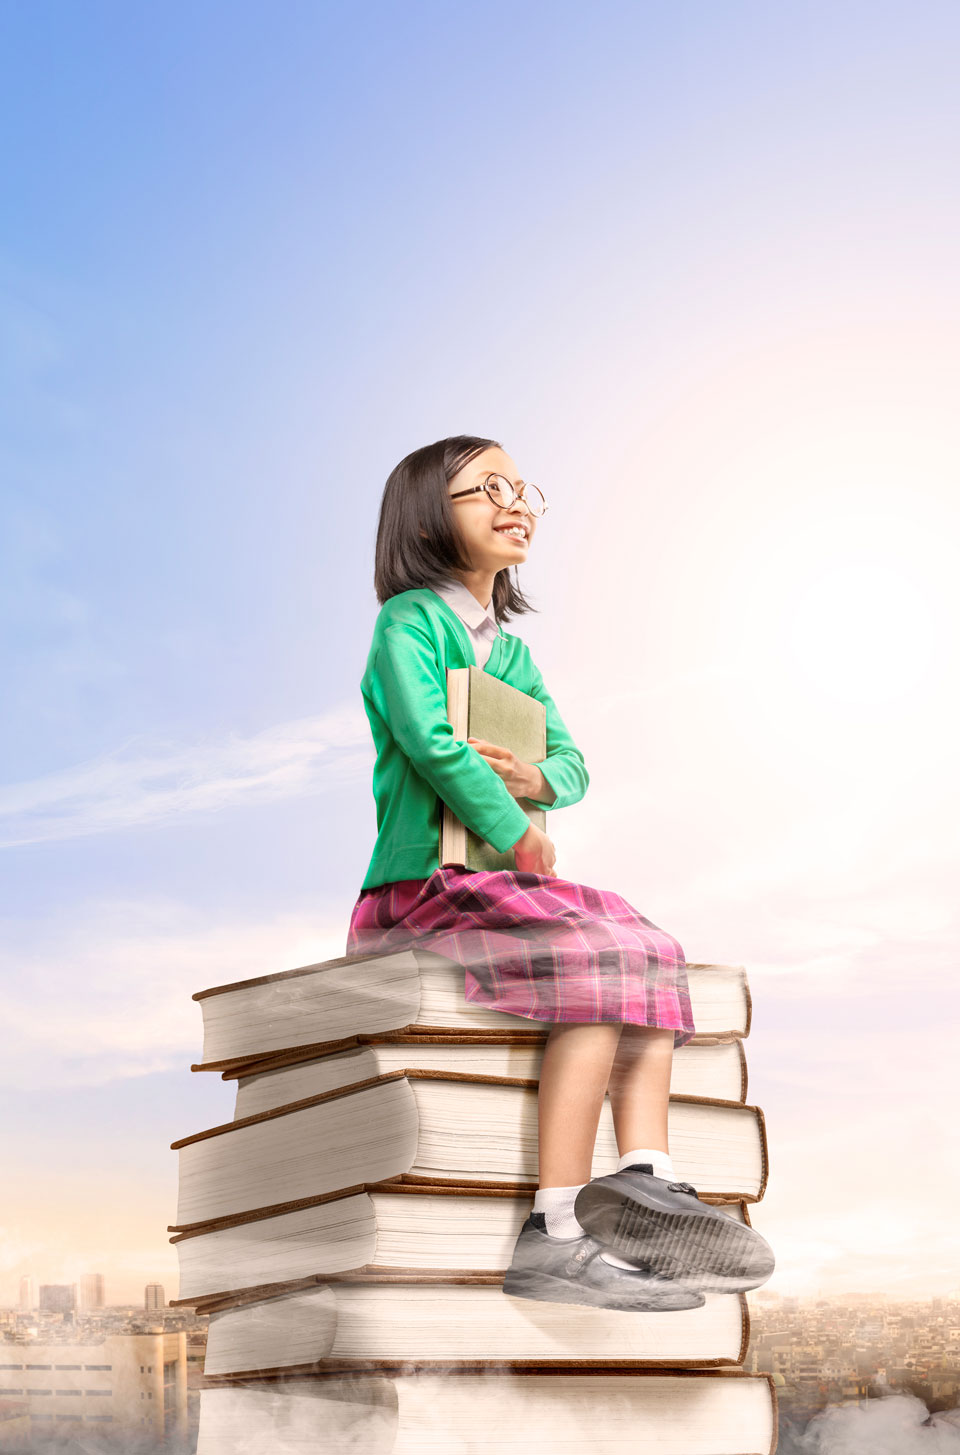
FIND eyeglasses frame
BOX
[448,474,548,518]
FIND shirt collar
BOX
[432,577,501,636]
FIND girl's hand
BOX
[512,822,557,877]
[467,737,542,799]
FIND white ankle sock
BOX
[598,1149,679,1269]
[617,1147,676,1181]
[533,1182,664,1271]
[533,1184,585,1239]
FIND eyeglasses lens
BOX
[485,476,546,517]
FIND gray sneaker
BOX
[501,1213,705,1311]
[574,1163,775,1294]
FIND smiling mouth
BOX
[494,526,529,542]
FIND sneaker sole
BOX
[501,1268,704,1312]
[575,1186,775,1294]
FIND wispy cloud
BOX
[0,705,373,848]
[0,895,352,1089]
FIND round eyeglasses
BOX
[449,474,548,518]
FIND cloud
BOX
[756,1203,960,1301]
[781,1393,960,1454]
[0,896,352,1089]
[0,706,373,847]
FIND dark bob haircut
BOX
[373,434,538,624]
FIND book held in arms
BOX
[441,663,546,870]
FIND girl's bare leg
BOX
[537,1023,623,1187]
[606,1024,674,1155]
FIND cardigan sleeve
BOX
[522,652,590,811]
[371,623,533,854]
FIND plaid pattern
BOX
[346,867,696,1045]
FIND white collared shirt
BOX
[430,577,503,669]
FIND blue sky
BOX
[2,1,959,1302]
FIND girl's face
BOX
[445,446,537,573]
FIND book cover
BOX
[440,665,547,870]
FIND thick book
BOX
[190,948,752,1072]
[194,1369,778,1455]
[198,1279,749,1376]
[228,1035,748,1119]
[440,664,547,870]
[169,1073,768,1229]
[168,1183,758,1306]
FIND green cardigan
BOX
[359,588,590,888]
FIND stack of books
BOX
[168,945,778,1453]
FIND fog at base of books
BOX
[196,1370,773,1454]
[188,1374,960,1455]
[12,1437,188,1455]
[10,1386,960,1455]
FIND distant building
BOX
[80,1275,106,1311]
[0,1331,187,1447]
[39,1286,76,1315]
[17,1278,34,1312]
[0,1398,31,1452]
[794,1344,825,1386]
[144,1285,165,1312]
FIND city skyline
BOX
[4,1292,955,1447]
[8,1278,163,1312]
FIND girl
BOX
[347,435,773,1311]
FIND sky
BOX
[1,0,959,1306]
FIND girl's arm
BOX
[442,651,591,812]
[522,655,590,811]
[370,623,533,853]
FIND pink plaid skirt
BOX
[346,867,695,1046]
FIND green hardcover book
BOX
[440,665,547,872]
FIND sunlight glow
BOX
[785,555,938,707]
